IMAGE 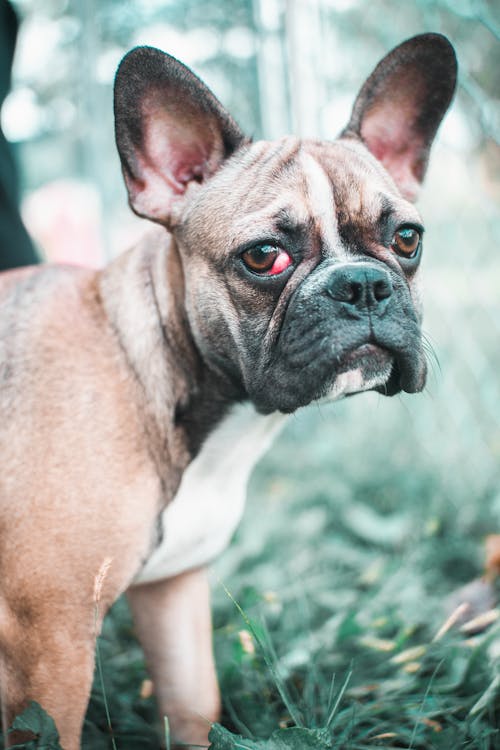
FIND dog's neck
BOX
[98,229,245,495]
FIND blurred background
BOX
[2,0,500,745]
[5,0,499,535]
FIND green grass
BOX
[205,398,500,748]
[3,394,500,749]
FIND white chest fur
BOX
[135,403,285,583]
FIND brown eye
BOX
[241,245,292,275]
[391,227,421,258]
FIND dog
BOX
[0,33,456,749]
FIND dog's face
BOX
[175,137,426,413]
[114,35,457,414]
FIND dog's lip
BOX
[373,347,427,396]
[339,342,392,369]
[374,360,401,396]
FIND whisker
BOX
[421,331,441,381]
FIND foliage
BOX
[208,724,334,749]
[7,702,62,750]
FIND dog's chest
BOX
[135,403,285,583]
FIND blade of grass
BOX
[325,669,352,730]
[93,558,117,750]
[164,716,171,750]
[408,660,443,750]
[219,580,304,727]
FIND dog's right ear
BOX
[114,47,246,226]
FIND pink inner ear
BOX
[145,113,214,192]
[127,103,223,222]
[361,114,424,202]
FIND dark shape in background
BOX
[0,0,38,271]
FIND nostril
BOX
[373,278,393,301]
[347,281,363,304]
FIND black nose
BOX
[327,264,393,313]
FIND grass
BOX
[2,393,500,749]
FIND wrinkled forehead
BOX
[182,136,422,254]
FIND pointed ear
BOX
[342,33,457,201]
[114,47,246,225]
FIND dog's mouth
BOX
[371,343,426,397]
[374,356,426,396]
[250,334,426,413]
[334,340,426,399]
[321,342,393,402]
[249,301,427,414]
[338,342,392,373]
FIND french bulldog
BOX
[0,33,456,750]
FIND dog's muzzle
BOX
[248,261,426,414]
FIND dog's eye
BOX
[391,228,421,258]
[241,245,292,275]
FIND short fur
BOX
[0,34,456,749]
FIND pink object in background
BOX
[22,179,106,268]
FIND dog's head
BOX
[114,34,457,414]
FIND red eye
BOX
[241,245,293,275]
[391,227,421,258]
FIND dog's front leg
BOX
[127,567,220,748]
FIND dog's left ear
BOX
[343,33,457,201]
[114,46,246,226]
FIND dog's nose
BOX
[327,264,393,313]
